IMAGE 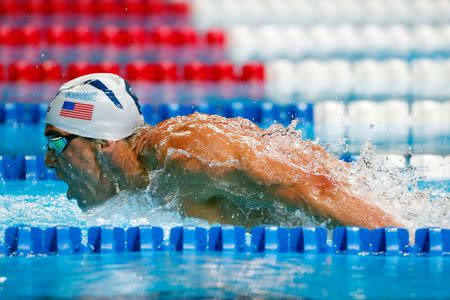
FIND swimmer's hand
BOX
[145,113,403,229]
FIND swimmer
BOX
[44,73,403,229]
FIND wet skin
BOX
[45,113,403,228]
[44,125,148,210]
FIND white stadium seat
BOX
[411,100,445,137]
[353,60,385,97]
[294,60,329,99]
[225,26,450,62]
[193,0,450,28]
[380,99,410,147]
[347,100,385,146]
[313,100,346,144]
[265,60,296,104]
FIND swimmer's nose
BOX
[45,149,57,168]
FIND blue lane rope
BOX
[0,101,313,127]
[0,226,449,257]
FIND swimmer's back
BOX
[144,112,264,176]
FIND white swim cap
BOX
[45,73,144,141]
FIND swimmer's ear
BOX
[96,139,116,153]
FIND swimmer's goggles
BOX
[47,135,79,155]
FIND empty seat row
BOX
[0,62,265,102]
[3,59,450,102]
[0,25,224,47]
[193,0,450,28]
[0,26,226,64]
[0,61,262,83]
[228,25,450,62]
[315,99,450,151]
[0,0,190,17]
[1,100,449,131]
[0,101,309,126]
[266,59,450,101]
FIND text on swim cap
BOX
[64,91,98,101]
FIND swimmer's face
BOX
[44,124,118,210]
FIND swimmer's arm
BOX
[238,146,403,229]
[274,181,403,229]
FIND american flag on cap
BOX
[59,101,94,120]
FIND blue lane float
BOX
[370,227,410,255]
[169,226,208,251]
[251,226,289,253]
[290,226,328,253]
[87,226,126,254]
[4,226,43,256]
[1,226,449,257]
[127,226,164,252]
[0,101,314,128]
[44,226,84,255]
[332,226,370,254]
[209,225,246,252]
[415,227,450,256]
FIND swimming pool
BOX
[1,0,450,298]
[1,180,450,298]
[1,251,449,298]
[1,102,449,298]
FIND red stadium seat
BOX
[73,0,97,15]
[150,26,173,46]
[27,0,52,14]
[49,0,74,14]
[170,27,198,46]
[0,0,20,15]
[123,0,146,15]
[146,0,164,15]
[47,26,75,45]
[8,62,42,82]
[126,61,152,81]
[128,26,147,45]
[0,26,23,46]
[205,29,226,47]
[41,61,63,81]
[67,62,96,79]
[155,62,178,82]
[165,1,190,17]
[208,62,235,82]
[241,62,265,82]
[73,26,95,44]
[184,62,208,82]
[97,62,121,75]
[22,26,41,46]
[99,26,128,47]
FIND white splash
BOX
[349,142,450,231]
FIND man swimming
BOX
[44,73,402,229]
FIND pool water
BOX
[0,251,449,298]
[1,180,450,298]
